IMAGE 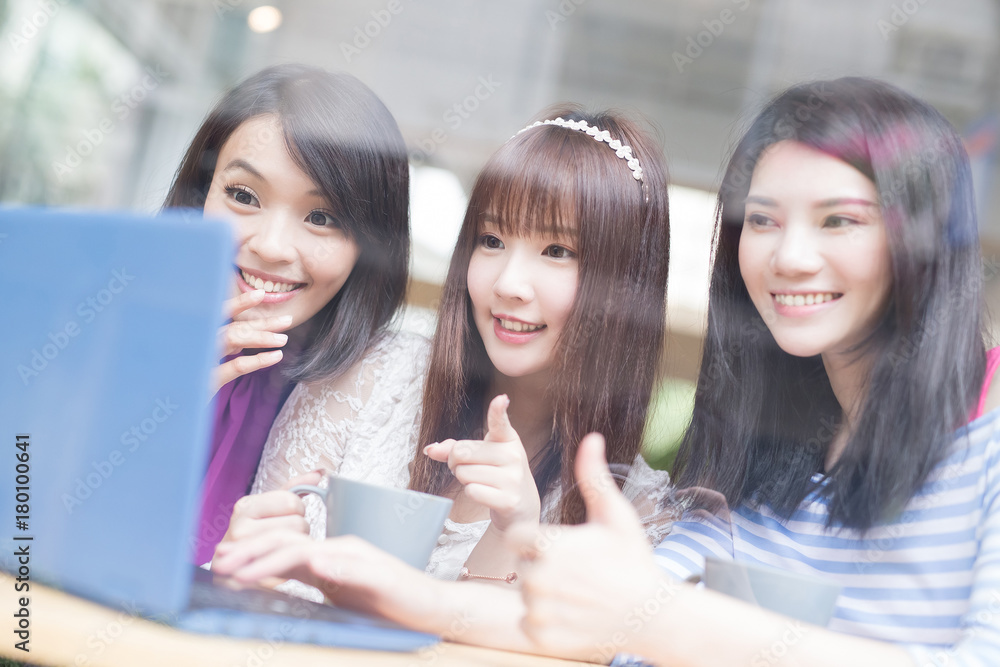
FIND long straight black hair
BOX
[163,64,410,384]
[673,77,985,531]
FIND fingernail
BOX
[262,350,282,362]
[275,333,288,344]
[423,444,436,455]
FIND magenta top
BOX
[972,347,1000,422]
[193,358,295,564]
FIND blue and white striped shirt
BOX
[652,408,1000,666]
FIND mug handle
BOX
[288,484,328,501]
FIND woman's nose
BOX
[771,224,822,277]
[492,252,534,302]
[245,212,297,264]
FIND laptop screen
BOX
[1,208,231,617]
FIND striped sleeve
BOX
[907,419,1000,667]
[653,510,735,580]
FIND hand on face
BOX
[212,288,294,393]
[423,394,541,532]
[509,434,675,659]
[203,115,361,393]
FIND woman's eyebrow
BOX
[815,197,878,208]
[744,195,778,207]
[221,158,265,181]
[220,159,323,197]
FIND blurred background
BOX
[2,0,998,464]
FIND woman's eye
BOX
[307,211,339,227]
[479,234,504,249]
[824,215,856,229]
[226,186,258,207]
[745,213,773,228]
[545,245,575,259]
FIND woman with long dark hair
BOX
[513,78,1000,665]
[163,64,416,565]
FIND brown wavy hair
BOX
[408,105,670,525]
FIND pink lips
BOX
[492,315,546,344]
[236,267,304,304]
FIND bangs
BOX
[469,129,586,241]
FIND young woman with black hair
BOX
[513,78,1000,666]
[162,64,418,566]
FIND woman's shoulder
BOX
[298,328,430,395]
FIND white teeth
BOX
[498,318,544,333]
[241,270,299,294]
[774,293,838,306]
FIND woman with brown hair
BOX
[411,106,675,581]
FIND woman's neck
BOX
[488,372,555,462]
[821,349,874,470]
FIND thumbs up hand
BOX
[424,394,541,532]
[508,433,677,659]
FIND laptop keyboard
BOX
[188,567,400,629]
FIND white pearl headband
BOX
[514,117,644,182]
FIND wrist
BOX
[625,576,695,661]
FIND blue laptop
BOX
[0,207,438,651]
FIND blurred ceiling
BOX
[3,0,1000,230]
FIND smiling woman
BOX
[161,64,415,565]
[204,114,362,330]
[738,140,894,364]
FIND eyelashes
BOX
[222,183,341,229]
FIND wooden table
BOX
[0,574,595,667]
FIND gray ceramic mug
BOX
[701,557,841,627]
[288,477,453,570]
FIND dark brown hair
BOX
[409,105,670,525]
[674,77,985,530]
[163,64,409,383]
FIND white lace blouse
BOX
[251,329,676,599]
